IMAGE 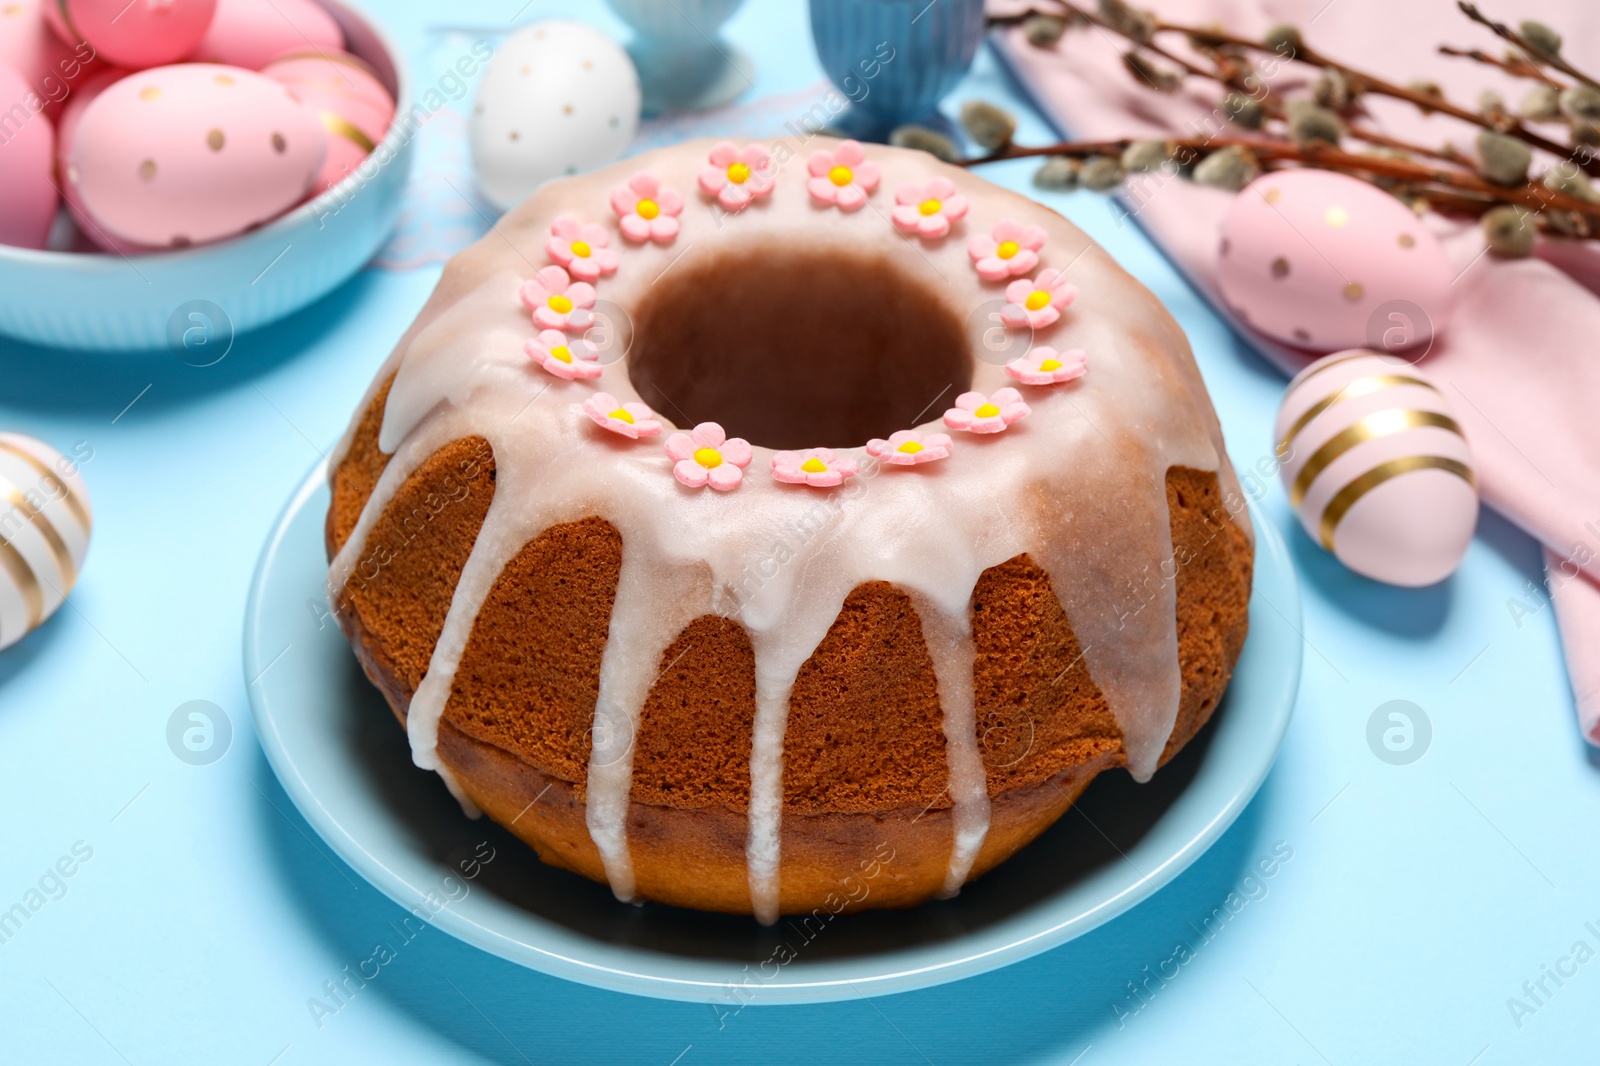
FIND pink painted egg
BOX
[55,65,126,168]
[191,0,342,71]
[0,0,99,120]
[68,63,326,248]
[54,65,153,253]
[263,50,392,195]
[44,0,217,70]
[1275,349,1477,586]
[1216,170,1456,354]
[0,0,63,84]
[0,60,58,249]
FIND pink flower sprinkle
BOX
[525,329,601,380]
[582,392,663,438]
[943,388,1031,434]
[519,265,597,331]
[546,215,620,281]
[698,141,776,213]
[890,177,968,239]
[610,172,684,244]
[866,430,953,466]
[665,422,753,490]
[969,219,1047,281]
[771,447,860,487]
[1001,269,1078,330]
[1006,346,1087,386]
[806,139,880,211]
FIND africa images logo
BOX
[1505,919,1600,1030]
[1110,841,1294,1028]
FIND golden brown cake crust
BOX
[328,379,1253,914]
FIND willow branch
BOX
[1456,2,1598,89]
[1001,1,1589,175]
[1345,126,1465,165]
[1024,2,1474,168]
[1437,44,1563,86]
[1162,15,1590,169]
[960,136,1600,222]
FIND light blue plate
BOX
[244,459,1301,1004]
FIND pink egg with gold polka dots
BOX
[56,66,127,154]
[44,0,217,70]
[263,50,393,195]
[55,66,154,253]
[67,63,326,249]
[0,60,57,249]
[1215,170,1455,354]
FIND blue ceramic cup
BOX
[809,0,986,138]
[605,0,755,114]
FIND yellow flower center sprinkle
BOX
[694,447,723,468]
[1039,358,1062,372]
[608,407,634,423]
[547,294,573,313]
[997,240,1020,259]
[896,440,924,454]
[636,198,660,220]
[727,162,750,184]
[549,345,573,364]
[800,457,828,473]
[1024,290,1051,311]
[828,165,853,187]
[570,240,591,257]
[974,403,1001,418]
[918,198,942,216]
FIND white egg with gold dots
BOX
[1274,350,1477,587]
[0,434,94,651]
[469,20,641,212]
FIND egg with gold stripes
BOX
[1275,350,1477,586]
[263,51,395,197]
[0,434,93,651]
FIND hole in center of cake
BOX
[627,245,972,450]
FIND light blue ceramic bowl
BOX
[245,460,1301,1003]
[0,0,412,354]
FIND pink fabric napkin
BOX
[991,0,1600,742]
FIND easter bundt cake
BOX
[325,137,1253,922]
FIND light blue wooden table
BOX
[0,1,1593,1062]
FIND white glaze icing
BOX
[912,593,989,897]
[326,138,1249,923]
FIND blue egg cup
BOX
[605,0,756,115]
[809,0,986,141]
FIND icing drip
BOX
[326,407,490,821]
[912,594,990,897]
[328,138,1248,919]
[744,663,795,924]
[1023,391,1188,781]
[587,559,711,902]
[743,595,851,925]
[437,766,481,817]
